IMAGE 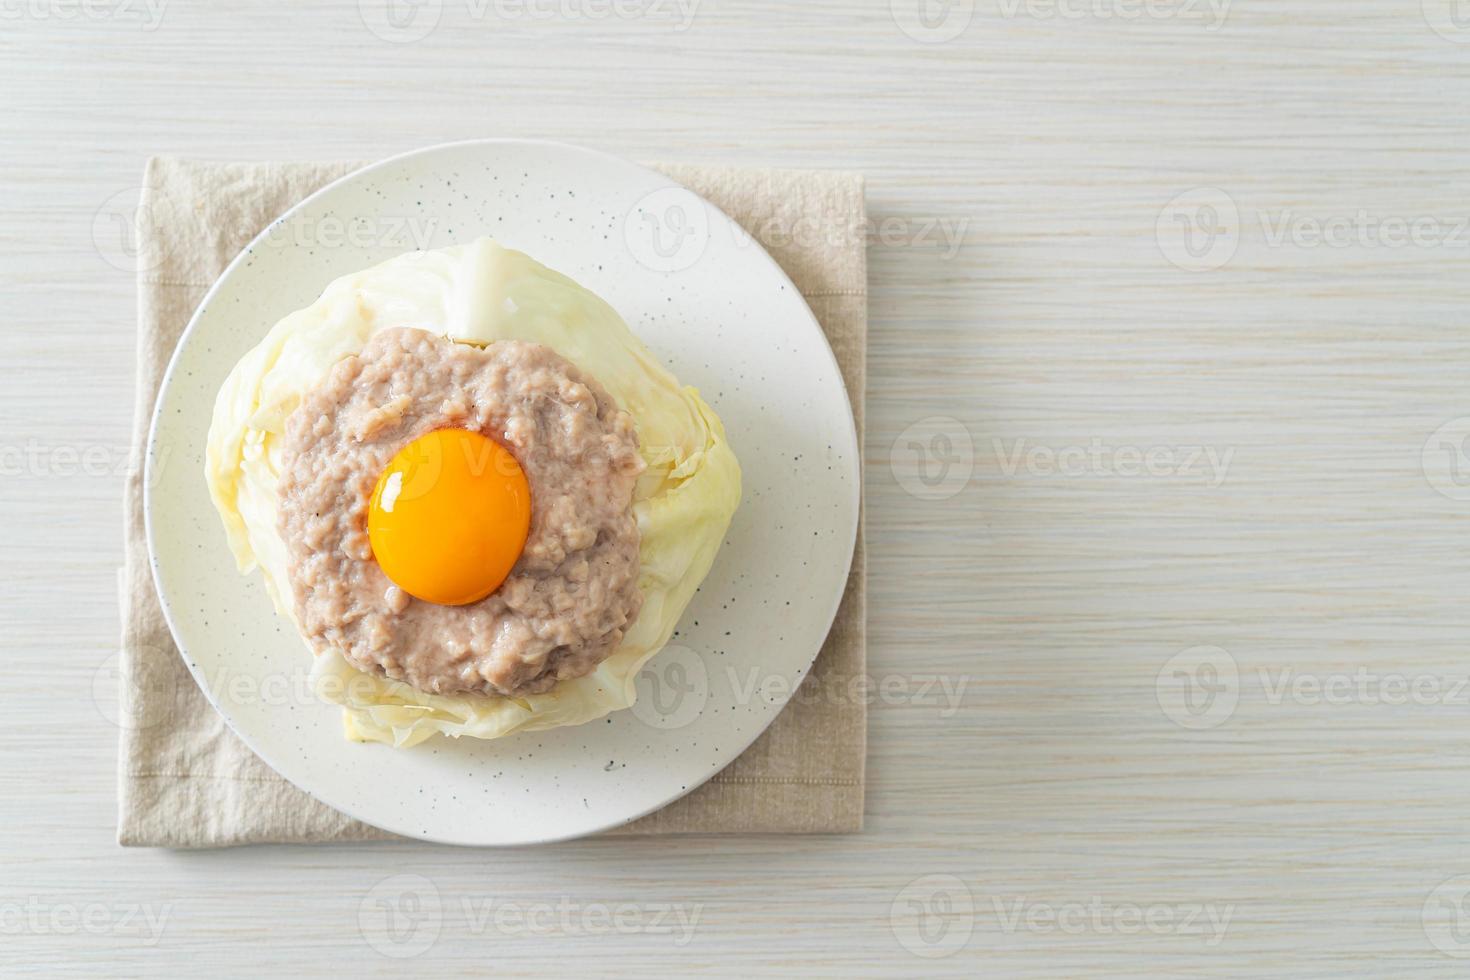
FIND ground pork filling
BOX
[277,327,644,698]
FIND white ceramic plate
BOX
[146,139,859,845]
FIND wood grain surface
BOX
[3,1,1470,975]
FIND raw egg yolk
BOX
[368,428,531,606]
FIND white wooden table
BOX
[5,2,1470,975]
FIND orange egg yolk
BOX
[368,428,532,606]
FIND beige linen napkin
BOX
[119,156,866,847]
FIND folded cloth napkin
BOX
[119,156,867,847]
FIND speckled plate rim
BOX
[144,138,861,845]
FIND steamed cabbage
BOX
[205,238,741,747]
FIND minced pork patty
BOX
[276,327,644,698]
